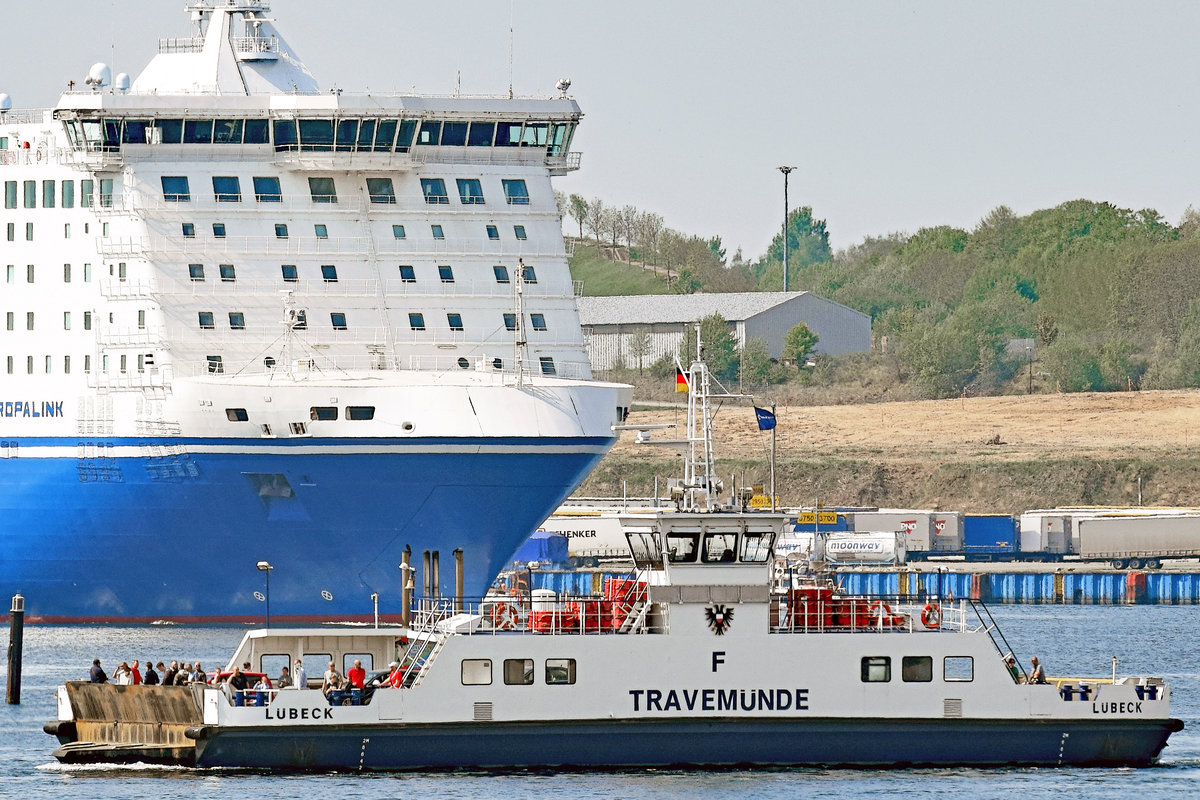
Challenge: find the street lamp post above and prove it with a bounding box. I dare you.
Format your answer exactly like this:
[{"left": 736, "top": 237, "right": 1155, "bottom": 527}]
[
  {"left": 256, "top": 560, "right": 274, "bottom": 628},
  {"left": 778, "top": 166, "right": 796, "bottom": 292}
]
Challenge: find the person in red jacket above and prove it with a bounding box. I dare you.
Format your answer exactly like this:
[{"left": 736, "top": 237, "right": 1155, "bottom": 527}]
[{"left": 347, "top": 658, "right": 366, "bottom": 690}]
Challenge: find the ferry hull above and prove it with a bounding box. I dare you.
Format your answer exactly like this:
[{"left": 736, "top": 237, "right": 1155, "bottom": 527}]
[
  {"left": 188, "top": 716, "right": 1184, "bottom": 770},
  {"left": 0, "top": 439, "right": 609, "bottom": 621}
]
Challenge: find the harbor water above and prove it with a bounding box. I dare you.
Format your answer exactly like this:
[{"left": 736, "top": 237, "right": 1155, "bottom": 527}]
[{"left": 1, "top": 606, "right": 1197, "bottom": 798}]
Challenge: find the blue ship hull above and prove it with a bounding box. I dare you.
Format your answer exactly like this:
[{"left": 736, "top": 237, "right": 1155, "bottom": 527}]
[{"left": 0, "top": 436, "right": 610, "bottom": 621}]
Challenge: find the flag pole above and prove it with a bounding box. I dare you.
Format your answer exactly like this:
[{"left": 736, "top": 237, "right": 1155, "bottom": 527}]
[{"left": 770, "top": 402, "right": 777, "bottom": 512}]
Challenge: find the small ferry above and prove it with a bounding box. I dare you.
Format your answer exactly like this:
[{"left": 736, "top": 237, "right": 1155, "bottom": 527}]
[{"left": 44, "top": 353, "right": 1184, "bottom": 770}]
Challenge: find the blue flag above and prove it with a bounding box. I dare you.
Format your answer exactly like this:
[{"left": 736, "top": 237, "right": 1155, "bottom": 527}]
[{"left": 754, "top": 407, "right": 776, "bottom": 431}]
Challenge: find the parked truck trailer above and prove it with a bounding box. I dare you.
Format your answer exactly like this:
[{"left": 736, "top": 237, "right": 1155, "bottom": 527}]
[{"left": 1075, "top": 515, "right": 1200, "bottom": 569}]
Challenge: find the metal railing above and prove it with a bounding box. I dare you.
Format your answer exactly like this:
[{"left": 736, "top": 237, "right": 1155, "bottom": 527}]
[
  {"left": 407, "top": 584, "right": 662, "bottom": 636},
  {"left": 95, "top": 233, "right": 569, "bottom": 260},
  {"left": 769, "top": 593, "right": 973, "bottom": 635}
]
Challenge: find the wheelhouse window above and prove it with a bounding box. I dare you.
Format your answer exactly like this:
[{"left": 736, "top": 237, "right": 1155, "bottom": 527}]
[
  {"left": 666, "top": 532, "right": 699, "bottom": 562},
  {"left": 228, "top": 312, "right": 246, "bottom": 330},
  {"left": 740, "top": 532, "right": 775, "bottom": 562},
  {"left": 299, "top": 119, "right": 335, "bottom": 151},
  {"left": 310, "top": 406, "right": 338, "bottom": 421},
  {"left": 441, "top": 121, "right": 468, "bottom": 146},
  {"left": 184, "top": 119, "right": 214, "bottom": 144},
  {"left": 399, "top": 265, "right": 416, "bottom": 282},
  {"left": 417, "top": 121, "right": 441, "bottom": 146},
  {"left": 330, "top": 312, "right": 347, "bottom": 330},
  {"left": 702, "top": 532, "right": 737, "bottom": 562},
  {"left": 503, "top": 659, "right": 534, "bottom": 686},
  {"left": 421, "top": 178, "right": 449, "bottom": 204},
  {"left": 281, "top": 264, "right": 298, "bottom": 282},
  {"left": 457, "top": 178, "right": 484, "bottom": 204},
  {"left": 161, "top": 176, "right": 191, "bottom": 202},
  {"left": 321, "top": 265, "right": 338, "bottom": 282},
  {"left": 447, "top": 312, "right": 464, "bottom": 331},
  {"left": 468, "top": 121, "right": 494, "bottom": 147},
  {"left": 253, "top": 176, "right": 282, "bottom": 202},
  {"left": 409, "top": 313, "right": 426, "bottom": 331},
  {"left": 530, "top": 313, "right": 547, "bottom": 331},
  {"left": 438, "top": 265, "right": 454, "bottom": 283},
  {"left": 346, "top": 406, "right": 375, "bottom": 420},
  {"left": 212, "top": 176, "right": 241, "bottom": 202},
  {"left": 862, "top": 657, "right": 891, "bottom": 683},
  {"left": 502, "top": 179, "right": 530, "bottom": 205},
  {"left": 308, "top": 177, "right": 337, "bottom": 204},
  {"left": 367, "top": 178, "right": 396, "bottom": 204},
  {"left": 493, "top": 265, "right": 510, "bottom": 283},
  {"left": 189, "top": 264, "right": 205, "bottom": 281}
]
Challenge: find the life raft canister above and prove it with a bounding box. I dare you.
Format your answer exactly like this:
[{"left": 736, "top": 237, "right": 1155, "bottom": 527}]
[{"left": 921, "top": 602, "right": 942, "bottom": 628}]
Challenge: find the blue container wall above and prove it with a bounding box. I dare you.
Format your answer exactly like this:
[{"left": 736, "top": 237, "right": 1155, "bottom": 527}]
[
  {"left": 963, "top": 515, "right": 1018, "bottom": 548},
  {"left": 832, "top": 569, "right": 1200, "bottom": 604}
]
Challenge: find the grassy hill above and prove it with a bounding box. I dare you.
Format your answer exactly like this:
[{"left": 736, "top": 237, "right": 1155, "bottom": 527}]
[{"left": 569, "top": 243, "right": 671, "bottom": 296}]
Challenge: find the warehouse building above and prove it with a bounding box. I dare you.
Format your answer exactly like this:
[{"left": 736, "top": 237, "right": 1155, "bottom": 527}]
[{"left": 577, "top": 291, "right": 871, "bottom": 371}]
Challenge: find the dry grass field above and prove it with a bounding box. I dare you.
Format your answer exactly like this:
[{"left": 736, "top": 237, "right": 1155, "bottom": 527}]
[{"left": 579, "top": 390, "right": 1200, "bottom": 513}]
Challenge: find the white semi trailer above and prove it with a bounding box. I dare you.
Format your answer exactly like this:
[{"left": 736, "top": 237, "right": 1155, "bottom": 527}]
[{"left": 1075, "top": 515, "right": 1200, "bottom": 569}]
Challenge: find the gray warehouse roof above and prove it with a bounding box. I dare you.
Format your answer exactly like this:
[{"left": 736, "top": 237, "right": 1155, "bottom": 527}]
[{"left": 579, "top": 291, "right": 831, "bottom": 325}]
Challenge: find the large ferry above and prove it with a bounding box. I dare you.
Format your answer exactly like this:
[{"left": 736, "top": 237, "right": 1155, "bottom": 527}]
[{"left": 0, "top": 1, "right": 630, "bottom": 621}]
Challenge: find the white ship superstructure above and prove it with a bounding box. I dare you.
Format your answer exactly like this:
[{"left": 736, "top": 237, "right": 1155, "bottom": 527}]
[{"left": 0, "top": 1, "right": 630, "bottom": 621}]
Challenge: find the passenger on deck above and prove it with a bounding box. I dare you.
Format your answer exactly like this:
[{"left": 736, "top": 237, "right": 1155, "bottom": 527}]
[
  {"left": 173, "top": 663, "right": 190, "bottom": 686},
  {"left": 143, "top": 660, "right": 159, "bottom": 686},
  {"left": 347, "top": 659, "right": 366, "bottom": 690},
  {"left": 89, "top": 658, "right": 108, "bottom": 683},
  {"left": 276, "top": 666, "right": 291, "bottom": 689},
  {"left": 162, "top": 661, "right": 179, "bottom": 686},
  {"left": 253, "top": 674, "right": 271, "bottom": 704},
  {"left": 293, "top": 659, "right": 307, "bottom": 690},
  {"left": 131, "top": 660, "right": 143, "bottom": 685},
  {"left": 229, "top": 666, "right": 249, "bottom": 705},
  {"left": 322, "top": 661, "right": 343, "bottom": 698},
  {"left": 1004, "top": 656, "right": 1021, "bottom": 683},
  {"left": 190, "top": 662, "right": 207, "bottom": 684},
  {"left": 387, "top": 661, "right": 404, "bottom": 688},
  {"left": 1030, "top": 656, "right": 1047, "bottom": 684}
]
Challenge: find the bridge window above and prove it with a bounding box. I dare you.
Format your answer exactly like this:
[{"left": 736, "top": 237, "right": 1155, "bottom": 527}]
[
  {"left": 213, "top": 119, "right": 242, "bottom": 144},
  {"left": 298, "top": 119, "right": 334, "bottom": 151},
  {"left": 503, "top": 659, "right": 534, "bottom": 686},
  {"left": 702, "top": 532, "right": 737, "bottom": 563},
  {"left": 740, "top": 532, "right": 774, "bottom": 562},
  {"left": 244, "top": 119, "right": 270, "bottom": 144},
  {"left": 441, "top": 121, "right": 468, "bottom": 146},
  {"left": 396, "top": 120, "right": 417, "bottom": 152},
  {"left": 373, "top": 119, "right": 398, "bottom": 152},
  {"left": 335, "top": 119, "right": 358, "bottom": 151},
  {"left": 496, "top": 121, "right": 522, "bottom": 147},
  {"left": 367, "top": 178, "right": 396, "bottom": 204},
  {"left": 944, "top": 656, "right": 974, "bottom": 682},
  {"left": 461, "top": 659, "right": 492, "bottom": 686},
  {"left": 161, "top": 176, "right": 191, "bottom": 202},
  {"left": 421, "top": 178, "right": 449, "bottom": 204},
  {"left": 184, "top": 119, "right": 214, "bottom": 144},
  {"left": 861, "top": 657, "right": 891, "bottom": 683},
  {"left": 213, "top": 176, "right": 241, "bottom": 202},
  {"left": 417, "top": 121, "right": 441, "bottom": 146},
  {"left": 468, "top": 122, "right": 494, "bottom": 147},
  {"left": 902, "top": 656, "right": 933, "bottom": 683},
  {"left": 666, "top": 532, "right": 699, "bottom": 562},
  {"left": 273, "top": 119, "right": 298, "bottom": 151},
  {"left": 502, "top": 179, "right": 529, "bottom": 205},
  {"left": 254, "top": 176, "right": 282, "bottom": 203}
]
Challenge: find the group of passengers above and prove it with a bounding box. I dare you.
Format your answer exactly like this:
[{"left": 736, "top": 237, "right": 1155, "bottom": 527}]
[{"left": 88, "top": 658, "right": 210, "bottom": 686}]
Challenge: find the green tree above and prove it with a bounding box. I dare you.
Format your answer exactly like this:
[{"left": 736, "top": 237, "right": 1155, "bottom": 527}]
[
  {"left": 756, "top": 207, "right": 833, "bottom": 291},
  {"left": 739, "top": 337, "right": 773, "bottom": 385},
  {"left": 782, "top": 323, "right": 819, "bottom": 367},
  {"left": 568, "top": 193, "right": 588, "bottom": 240},
  {"left": 679, "top": 314, "right": 739, "bottom": 382}
]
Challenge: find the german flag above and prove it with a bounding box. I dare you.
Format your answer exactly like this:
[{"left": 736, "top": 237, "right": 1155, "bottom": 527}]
[{"left": 675, "top": 367, "right": 689, "bottom": 393}]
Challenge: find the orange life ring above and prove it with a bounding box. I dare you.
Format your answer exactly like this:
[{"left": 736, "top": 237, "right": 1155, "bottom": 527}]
[
  {"left": 869, "top": 600, "right": 893, "bottom": 623},
  {"left": 921, "top": 603, "right": 942, "bottom": 628},
  {"left": 489, "top": 602, "right": 518, "bottom": 630}
]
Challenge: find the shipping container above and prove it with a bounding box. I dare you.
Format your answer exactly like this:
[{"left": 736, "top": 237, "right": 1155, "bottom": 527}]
[
  {"left": 1076, "top": 515, "right": 1200, "bottom": 568},
  {"left": 851, "top": 510, "right": 937, "bottom": 555},
  {"left": 818, "top": 532, "right": 907, "bottom": 565},
  {"left": 963, "top": 514, "right": 1018, "bottom": 561}
]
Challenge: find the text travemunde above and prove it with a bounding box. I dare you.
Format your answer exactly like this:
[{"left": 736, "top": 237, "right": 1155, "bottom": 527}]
[{"left": 629, "top": 687, "right": 809, "bottom": 713}]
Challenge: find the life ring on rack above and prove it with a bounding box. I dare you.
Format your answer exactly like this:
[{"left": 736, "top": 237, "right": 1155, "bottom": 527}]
[
  {"left": 489, "top": 603, "right": 518, "bottom": 630},
  {"left": 921, "top": 603, "right": 942, "bottom": 629},
  {"left": 869, "top": 600, "right": 893, "bottom": 624},
  {"left": 773, "top": 561, "right": 786, "bottom": 581}
]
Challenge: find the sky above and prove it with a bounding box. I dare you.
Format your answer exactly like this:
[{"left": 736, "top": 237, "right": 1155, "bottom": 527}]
[{"left": 4, "top": 1, "right": 1200, "bottom": 257}]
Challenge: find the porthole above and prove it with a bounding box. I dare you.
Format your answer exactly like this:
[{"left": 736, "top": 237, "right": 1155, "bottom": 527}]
[
  {"left": 457, "top": 357, "right": 469, "bottom": 369},
  {"left": 402, "top": 422, "right": 414, "bottom": 432},
  {"left": 264, "top": 356, "right": 276, "bottom": 368},
  {"left": 492, "top": 357, "right": 503, "bottom": 370}
]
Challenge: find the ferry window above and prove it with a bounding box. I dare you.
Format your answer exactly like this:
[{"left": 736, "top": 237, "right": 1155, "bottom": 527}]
[
  {"left": 545, "top": 659, "right": 576, "bottom": 685},
  {"left": 219, "top": 264, "right": 236, "bottom": 282},
  {"left": 392, "top": 225, "right": 406, "bottom": 239},
  {"left": 275, "top": 224, "right": 289, "bottom": 238},
  {"left": 3, "top": 181, "right": 15, "bottom": 209},
  {"left": 468, "top": 121, "right": 494, "bottom": 147},
  {"left": 457, "top": 357, "right": 469, "bottom": 369},
  {"left": 740, "top": 532, "right": 774, "bottom": 563},
  {"left": 213, "top": 223, "right": 227, "bottom": 238},
  {"left": 64, "top": 312, "right": 71, "bottom": 330},
  {"left": 335, "top": 119, "right": 358, "bottom": 151},
  {"left": 396, "top": 120, "right": 417, "bottom": 152},
  {"left": 281, "top": 264, "right": 298, "bottom": 282},
  {"left": 5, "top": 356, "right": 10, "bottom": 374},
  {"left": 4, "top": 312, "right": 10, "bottom": 329},
  {"left": 183, "top": 119, "right": 214, "bottom": 144},
  {"left": 521, "top": 122, "right": 549, "bottom": 147},
  {"left": 702, "top": 532, "right": 738, "bottom": 563},
  {"left": 226, "top": 408, "right": 249, "bottom": 422},
  {"left": 157, "top": 119, "right": 183, "bottom": 144},
  {"left": 666, "top": 532, "right": 700, "bottom": 562},
  {"left": 502, "top": 179, "right": 530, "bottom": 205},
  {"left": 447, "top": 313, "right": 463, "bottom": 331},
  {"left": 46, "top": 355, "right": 53, "bottom": 374},
  {"left": 355, "top": 119, "right": 376, "bottom": 150},
  {"left": 431, "top": 225, "right": 445, "bottom": 240},
  {"left": 461, "top": 659, "right": 492, "bottom": 686},
  {"left": 944, "top": 657, "right": 974, "bottom": 682},
  {"left": 244, "top": 119, "right": 270, "bottom": 145},
  {"left": 84, "top": 355, "right": 90, "bottom": 372},
  {"left": 493, "top": 265, "right": 510, "bottom": 283},
  {"left": 503, "top": 659, "right": 534, "bottom": 686},
  {"left": 456, "top": 178, "right": 484, "bottom": 204},
  {"left": 198, "top": 311, "right": 215, "bottom": 329},
  {"left": 123, "top": 120, "right": 150, "bottom": 144},
  {"left": 137, "top": 309, "right": 146, "bottom": 329},
  {"left": 26, "top": 265, "right": 34, "bottom": 283},
  {"left": 441, "top": 121, "right": 468, "bottom": 146},
  {"left": 100, "top": 179, "right": 114, "bottom": 207},
  {"left": 342, "top": 653, "right": 373, "bottom": 675},
  {"left": 182, "top": 223, "right": 196, "bottom": 238},
  {"left": 492, "top": 358, "right": 503, "bottom": 370},
  {"left": 902, "top": 656, "right": 933, "bottom": 683},
  {"left": 374, "top": 120, "right": 398, "bottom": 152},
  {"left": 486, "top": 225, "right": 500, "bottom": 240},
  {"left": 503, "top": 313, "right": 517, "bottom": 331},
  {"left": 315, "top": 225, "right": 329, "bottom": 239},
  {"left": 367, "top": 178, "right": 396, "bottom": 204},
  {"left": 83, "top": 312, "right": 92, "bottom": 330},
  {"left": 347, "top": 406, "right": 375, "bottom": 420},
  {"left": 530, "top": 313, "right": 547, "bottom": 331},
  {"left": 421, "top": 178, "right": 449, "bottom": 204},
  {"left": 161, "top": 176, "right": 191, "bottom": 202},
  {"left": 42, "top": 180, "right": 55, "bottom": 208},
  {"left": 301, "top": 655, "right": 331, "bottom": 688},
  {"left": 5, "top": 224, "right": 11, "bottom": 242},
  {"left": 27, "top": 356, "right": 33, "bottom": 374},
  {"left": 399, "top": 265, "right": 416, "bottom": 282},
  {"left": 64, "top": 224, "right": 71, "bottom": 239},
  {"left": 299, "top": 119, "right": 334, "bottom": 151},
  {"left": 330, "top": 312, "right": 347, "bottom": 330},
  {"left": 61, "top": 180, "right": 74, "bottom": 208},
  {"left": 861, "top": 657, "right": 891, "bottom": 683},
  {"left": 24, "top": 180, "right": 36, "bottom": 208},
  {"left": 26, "top": 223, "right": 33, "bottom": 241},
  {"left": 496, "top": 121, "right": 522, "bottom": 147},
  {"left": 189, "top": 264, "right": 205, "bottom": 281},
  {"left": 229, "top": 312, "right": 246, "bottom": 330},
  {"left": 213, "top": 119, "right": 243, "bottom": 144},
  {"left": 254, "top": 176, "right": 282, "bottom": 203},
  {"left": 272, "top": 119, "right": 298, "bottom": 151},
  {"left": 438, "top": 265, "right": 454, "bottom": 283},
  {"left": 308, "top": 177, "right": 337, "bottom": 204},
  {"left": 81, "top": 179, "right": 94, "bottom": 207},
  {"left": 213, "top": 176, "right": 241, "bottom": 202},
  {"left": 259, "top": 654, "right": 289, "bottom": 679},
  {"left": 4, "top": 265, "right": 10, "bottom": 283},
  {"left": 522, "top": 264, "right": 538, "bottom": 284},
  {"left": 310, "top": 407, "right": 338, "bottom": 421},
  {"left": 409, "top": 313, "right": 425, "bottom": 331},
  {"left": 64, "top": 355, "right": 70, "bottom": 374},
  {"left": 321, "top": 265, "right": 338, "bottom": 282},
  {"left": 417, "top": 121, "right": 441, "bottom": 146}
]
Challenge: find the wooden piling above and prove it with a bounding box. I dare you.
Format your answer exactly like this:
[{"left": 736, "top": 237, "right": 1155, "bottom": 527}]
[{"left": 7, "top": 593, "right": 24, "bottom": 705}]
